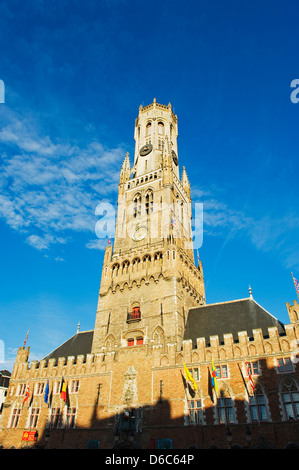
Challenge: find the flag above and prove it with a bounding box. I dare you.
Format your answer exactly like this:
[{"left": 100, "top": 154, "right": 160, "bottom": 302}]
[
  {"left": 183, "top": 363, "right": 197, "bottom": 391},
  {"left": 211, "top": 358, "right": 219, "bottom": 394},
  {"left": 245, "top": 361, "right": 255, "bottom": 394},
  {"left": 23, "top": 329, "right": 30, "bottom": 346},
  {"left": 44, "top": 380, "right": 50, "bottom": 404},
  {"left": 197, "top": 249, "right": 200, "bottom": 264},
  {"left": 171, "top": 217, "right": 175, "bottom": 227},
  {"left": 60, "top": 378, "right": 67, "bottom": 402},
  {"left": 23, "top": 383, "right": 30, "bottom": 405},
  {"left": 292, "top": 273, "right": 299, "bottom": 296},
  {"left": 107, "top": 235, "right": 111, "bottom": 245}
]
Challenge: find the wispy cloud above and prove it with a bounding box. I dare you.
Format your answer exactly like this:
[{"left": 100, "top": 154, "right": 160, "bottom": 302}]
[
  {"left": 192, "top": 185, "right": 299, "bottom": 271},
  {"left": 0, "top": 107, "right": 124, "bottom": 255}
]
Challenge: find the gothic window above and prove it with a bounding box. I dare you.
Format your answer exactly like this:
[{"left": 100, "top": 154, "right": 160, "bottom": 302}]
[
  {"left": 112, "top": 263, "right": 119, "bottom": 277},
  {"left": 146, "top": 121, "right": 152, "bottom": 136},
  {"left": 10, "top": 408, "right": 21, "bottom": 428},
  {"left": 154, "top": 251, "right": 163, "bottom": 261},
  {"left": 132, "top": 257, "right": 140, "bottom": 271},
  {"left": 158, "top": 121, "right": 164, "bottom": 135},
  {"left": 188, "top": 399, "right": 204, "bottom": 425},
  {"left": 29, "top": 408, "right": 40, "bottom": 428},
  {"left": 50, "top": 408, "right": 62, "bottom": 429},
  {"left": 158, "top": 139, "right": 164, "bottom": 150},
  {"left": 248, "top": 385, "right": 269, "bottom": 422},
  {"left": 153, "top": 327, "right": 165, "bottom": 344},
  {"left": 217, "top": 392, "right": 235, "bottom": 424},
  {"left": 133, "top": 193, "right": 142, "bottom": 218},
  {"left": 122, "top": 260, "right": 130, "bottom": 274},
  {"left": 280, "top": 376, "right": 299, "bottom": 421},
  {"left": 145, "top": 190, "right": 153, "bottom": 215},
  {"left": 105, "top": 335, "right": 116, "bottom": 351},
  {"left": 66, "top": 407, "right": 76, "bottom": 429}
]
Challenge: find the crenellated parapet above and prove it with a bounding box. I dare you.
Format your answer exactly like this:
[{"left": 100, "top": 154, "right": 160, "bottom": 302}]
[{"left": 155, "top": 322, "right": 299, "bottom": 367}]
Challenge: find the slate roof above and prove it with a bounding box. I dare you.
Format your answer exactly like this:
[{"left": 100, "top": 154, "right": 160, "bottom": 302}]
[
  {"left": 42, "top": 330, "right": 94, "bottom": 362},
  {"left": 184, "top": 297, "right": 285, "bottom": 347}
]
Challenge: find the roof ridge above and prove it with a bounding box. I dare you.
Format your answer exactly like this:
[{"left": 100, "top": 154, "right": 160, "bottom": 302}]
[
  {"left": 41, "top": 330, "right": 94, "bottom": 361},
  {"left": 193, "top": 297, "right": 251, "bottom": 309}
]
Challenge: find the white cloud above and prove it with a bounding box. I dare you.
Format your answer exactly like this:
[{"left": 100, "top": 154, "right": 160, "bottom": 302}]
[
  {"left": 0, "top": 107, "right": 124, "bottom": 253},
  {"left": 85, "top": 238, "right": 109, "bottom": 250},
  {"left": 192, "top": 185, "right": 299, "bottom": 271}
]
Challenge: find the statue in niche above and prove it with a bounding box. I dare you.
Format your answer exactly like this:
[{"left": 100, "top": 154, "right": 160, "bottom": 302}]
[{"left": 122, "top": 366, "right": 138, "bottom": 405}]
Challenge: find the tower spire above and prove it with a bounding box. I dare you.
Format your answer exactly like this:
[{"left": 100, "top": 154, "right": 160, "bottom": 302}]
[
  {"left": 181, "top": 166, "right": 191, "bottom": 200},
  {"left": 249, "top": 285, "right": 253, "bottom": 299}
]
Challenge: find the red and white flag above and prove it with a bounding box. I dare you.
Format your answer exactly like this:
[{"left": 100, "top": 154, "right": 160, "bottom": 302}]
[
  {"left": 23, "top": 383, "right": 30, "bottom": 405},
  {"left": 245, "top": 362, "right": 255, "bottom": 393},
  {"left": 23, "top": 329, "right": 30, "bottom": 346},
  {"left": 292, "top": 273, "right": 299, "bottom": 297}
]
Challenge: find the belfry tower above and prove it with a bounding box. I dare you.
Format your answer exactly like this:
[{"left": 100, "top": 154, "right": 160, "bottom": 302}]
[{"left": 91, "top": 100, "right": 205, "bottom": 353}]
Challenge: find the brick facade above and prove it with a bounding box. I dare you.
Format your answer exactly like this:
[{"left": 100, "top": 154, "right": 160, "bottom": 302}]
[{"left": 1, "top": 101, "right": 299, "bottom": 449}]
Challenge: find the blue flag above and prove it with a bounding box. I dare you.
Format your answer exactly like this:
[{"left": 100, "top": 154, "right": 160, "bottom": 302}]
[{"left": 44, "top": 380, "right": 49, "bottom": 404}]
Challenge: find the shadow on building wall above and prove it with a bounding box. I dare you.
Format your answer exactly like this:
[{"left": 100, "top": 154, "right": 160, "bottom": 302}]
[{"left": 11, "top": 356, "right": 299, "bottom": 450}]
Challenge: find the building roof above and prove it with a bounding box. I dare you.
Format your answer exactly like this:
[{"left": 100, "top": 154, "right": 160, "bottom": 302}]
[
  {"left": 184, "top": 297, "right": 285, "bottom": 347},
  {"left": 0, "top": 370, "right": 11, "bottom": 388},
  {"left": 42, "top": 330, "right": 94, "bottom": 362}
]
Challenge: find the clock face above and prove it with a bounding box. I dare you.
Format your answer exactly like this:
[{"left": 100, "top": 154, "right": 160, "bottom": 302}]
[
  {"left": 172, "top": 150, "right": 178, "bottom": 166},
  {"left": 139, "top": 143, "right": 153, "bottom": 156},
  {"left": 132, "top": 226, "right": 147, "bottom": 241}
]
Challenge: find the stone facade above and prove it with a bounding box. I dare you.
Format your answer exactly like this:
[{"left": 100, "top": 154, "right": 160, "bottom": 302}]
[{"left": 1, "top": 101, "right": 299, "bottom": 449}]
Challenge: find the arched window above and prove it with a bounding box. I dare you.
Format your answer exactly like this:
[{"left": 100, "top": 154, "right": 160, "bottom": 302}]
[
  {"left": 122, "top": 260, "right": 130, "bottom": 274},
  {"left": 112, "top": 263, "right": 119, "bottom": 277},
  {"left": 248, "top": 385, "right": 269, "bottom": 422},
  {"left": 145, "top": 190, "right": 153, "bottom": 215},
  {"left": 133, "top": 193, "right": 142, "bottom": 218},
  {"left": 132, "top": 258, "right": 140, "bottom": 272},
  {"left": 158, "top": 121, "right": 164, "bottom": 135},
  {"left": 146, "top": 122, "right": 152, "bottom": 136},
  {"left": 280, "top": 376, "right": 299, "bottom": 421},
  {"left": 217, "top": 391, "right": 235, "bottom": 424}
]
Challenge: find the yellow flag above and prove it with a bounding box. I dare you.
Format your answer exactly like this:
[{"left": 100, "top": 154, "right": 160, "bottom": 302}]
[{"left": 183, "top": 363, "right": 197, "bottom": 391}]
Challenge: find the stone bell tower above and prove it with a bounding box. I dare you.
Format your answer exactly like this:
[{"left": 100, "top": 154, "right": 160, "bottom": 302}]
[{"left": 91, "top": 100, "right": 205, "bottom": 354}]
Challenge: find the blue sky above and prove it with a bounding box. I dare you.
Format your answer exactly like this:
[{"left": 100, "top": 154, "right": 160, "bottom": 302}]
[{"left": 0, "top": 0, "right": 299, "bottom": 371}]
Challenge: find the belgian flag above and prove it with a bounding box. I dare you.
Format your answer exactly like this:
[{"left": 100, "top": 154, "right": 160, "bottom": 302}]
[{"left": 60, "top": 378, "right": 67, "bottom": 402}]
